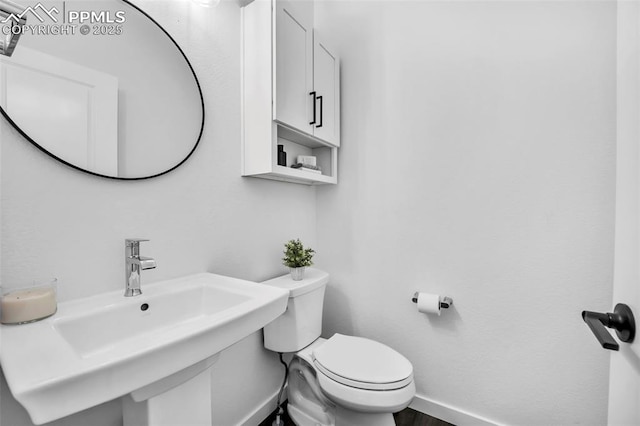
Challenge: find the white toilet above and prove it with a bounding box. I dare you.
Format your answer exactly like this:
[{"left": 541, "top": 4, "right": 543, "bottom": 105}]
[{"left": 262, "top": 268, "right": 416, "bottom": 426}]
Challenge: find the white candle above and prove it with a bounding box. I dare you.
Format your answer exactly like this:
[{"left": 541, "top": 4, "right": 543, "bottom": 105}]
[{"left": 1, "top": 287, "right": 57, "bottom": 324}]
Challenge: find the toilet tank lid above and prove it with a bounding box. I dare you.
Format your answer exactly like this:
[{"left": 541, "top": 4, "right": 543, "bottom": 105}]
[{"left": 261, "top": 268, "right": 329, "bottom": 298}]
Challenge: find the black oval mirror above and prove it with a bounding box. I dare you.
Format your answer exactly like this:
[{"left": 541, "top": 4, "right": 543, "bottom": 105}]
[{"left": 0, "top": 0, "right": 204, "bottom": 180}]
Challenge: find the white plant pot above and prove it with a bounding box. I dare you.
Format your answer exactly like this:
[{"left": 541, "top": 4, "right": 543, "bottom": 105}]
[{"left": 289, "top": 267, "right": 306, "bottom": 281}]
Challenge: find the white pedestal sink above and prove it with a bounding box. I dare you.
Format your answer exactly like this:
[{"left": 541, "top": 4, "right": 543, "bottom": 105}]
[{"left": 0, "top": 273, "right": 289, "bottom": 425}]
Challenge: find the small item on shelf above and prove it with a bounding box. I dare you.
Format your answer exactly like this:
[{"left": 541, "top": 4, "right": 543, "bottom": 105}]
[
  {"left": 291, "top": 163, "right": 322, "bottom": 174},
  {"left": 291, "top": 163, "right": 321, "bottom": 171},
  {"left": 301, "top": 165, "right": 322, "bottom": 173},
  {"left": 296, "top": 155, "right": 317, "bottom": 167},
  {"left": 277, "top": 145, "right": 287, "bottom": 166}
]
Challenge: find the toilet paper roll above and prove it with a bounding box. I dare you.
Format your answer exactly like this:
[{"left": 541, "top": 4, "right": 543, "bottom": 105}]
[{"left": 416, "top": 293, "right": 441, "bottom": 315}]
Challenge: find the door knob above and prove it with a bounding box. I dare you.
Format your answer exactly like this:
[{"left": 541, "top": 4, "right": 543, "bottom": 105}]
[{"left": 581, "top": 303, "right": 635, "bottom": 351}]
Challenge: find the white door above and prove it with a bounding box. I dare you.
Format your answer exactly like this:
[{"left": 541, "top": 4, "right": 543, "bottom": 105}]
[
  {"left": 608, "top": 3, "right": 640, "bottom": 424},
  {"left": 274, "top": 0, "right": 314, "bottom": 135},
  {"left": 0, "top": 47, "right": 118, "bottom": 176},
  {"left": 312, "top": 31, "right": 340, "bottom": 147}
]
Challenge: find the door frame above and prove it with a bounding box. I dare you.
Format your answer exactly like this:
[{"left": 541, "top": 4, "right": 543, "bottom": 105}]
[{"left": 608, "top": 2, "right": 640, "bottom": 424}]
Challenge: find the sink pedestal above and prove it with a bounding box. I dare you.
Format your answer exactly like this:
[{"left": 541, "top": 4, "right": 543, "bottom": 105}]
[{"left": 122, "top": 355, "right": 219, "bottom": 426}]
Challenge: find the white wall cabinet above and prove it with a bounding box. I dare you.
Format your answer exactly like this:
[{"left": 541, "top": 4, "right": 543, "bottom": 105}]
[
  {"left": 242, "top": 0, "right": 340, "bottom": 185},
  {"left": 273, "top": 1, "right": 340, "bottom": 147},
  {"left": 311, "top": 33, "right": 340, "bottom": 147},
  {"left": 274, "top": 0, "right": 313, "bottom": 135}
]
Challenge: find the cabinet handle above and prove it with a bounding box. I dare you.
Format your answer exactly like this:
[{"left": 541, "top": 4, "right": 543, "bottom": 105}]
[
  {"left": 316, "top": 95, "right": 323, "bottom": 128},
  {"left": 309, "top": 91, "right": 317, "bottom": 125}
]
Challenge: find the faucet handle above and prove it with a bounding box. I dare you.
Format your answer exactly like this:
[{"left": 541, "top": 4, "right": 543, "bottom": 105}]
[{"left": 126, "top": 238, "right": 150, "bottom": 246}]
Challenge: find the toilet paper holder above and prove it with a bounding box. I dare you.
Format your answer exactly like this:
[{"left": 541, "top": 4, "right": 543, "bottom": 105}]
[{"left": 411, "top": 293, "right": 453, "bottom": 309}]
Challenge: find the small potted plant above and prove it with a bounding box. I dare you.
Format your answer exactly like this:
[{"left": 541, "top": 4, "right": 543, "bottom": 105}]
[{"left": 282, "top": 239, "right": 315, "bottom": 281}]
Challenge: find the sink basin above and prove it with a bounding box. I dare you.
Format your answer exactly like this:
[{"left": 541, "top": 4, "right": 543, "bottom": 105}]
[
  {"left": 54, "top": 281, "right": 251, "bottom": 359},
  {"left": 0, "top": 273, "right": 289, "bottom": 425}
]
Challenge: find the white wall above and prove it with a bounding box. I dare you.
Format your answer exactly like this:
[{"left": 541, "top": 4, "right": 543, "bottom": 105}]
[
  {"left": 0, "top": 1, "right": 619, "bottom": 425},
  {"left": 0, "top": 0, "right": 315, "bottom": 425},
  {"left": 315, "top": 1, "right": 616, "bottom": 425}
]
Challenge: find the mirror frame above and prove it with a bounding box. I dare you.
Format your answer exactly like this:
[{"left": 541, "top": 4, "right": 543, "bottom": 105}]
[{"left": 0, "top": 0, "right": 205, "bottom": 180}]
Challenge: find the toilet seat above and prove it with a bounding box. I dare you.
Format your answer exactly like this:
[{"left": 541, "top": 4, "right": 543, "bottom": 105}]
[
  {"left": 316, "top": 370, "right": 416, "bottom": 414},
  {"left": 312, "top": 334, "right": 413, "bottom": 391}
]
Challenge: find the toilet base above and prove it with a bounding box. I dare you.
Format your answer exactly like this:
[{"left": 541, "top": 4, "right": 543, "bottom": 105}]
[
  {"left": 335, "top": 407, "right": 395, "bottom": 426},
  {"left": 288, "top": 403, "right": 396, "bottom": 426},
  {"left": 288, "top": 403, "right": 395, "bottom": 426},
  {"left": 288, "top": 403, "right": 335, "bottom": 426}
]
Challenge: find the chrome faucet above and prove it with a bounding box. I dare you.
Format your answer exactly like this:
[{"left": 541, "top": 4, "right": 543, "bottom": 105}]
[{"left": 125, "top": 239, "right": 156, "bottom": 297}]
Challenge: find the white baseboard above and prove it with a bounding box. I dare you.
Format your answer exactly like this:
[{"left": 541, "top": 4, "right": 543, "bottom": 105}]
[
  {"left": 409, "top": 393, "right": 505, "bottom": 426},
  {"left": 239, "top": 385, "right": 287, "bottom": 426}
]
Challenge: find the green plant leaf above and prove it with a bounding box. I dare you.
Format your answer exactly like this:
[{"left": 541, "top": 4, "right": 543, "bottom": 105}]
[{"left": 282, "top": 238, "right": 314, "bottom": 267}]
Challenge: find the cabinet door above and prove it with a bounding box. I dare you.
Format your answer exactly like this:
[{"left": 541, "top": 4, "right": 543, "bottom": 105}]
[
  {"left": 312, "top": 33, "right": 340, "bottom": 147},
  {"left": 274, "top": 0, "right": 314, "bottom": 135}
]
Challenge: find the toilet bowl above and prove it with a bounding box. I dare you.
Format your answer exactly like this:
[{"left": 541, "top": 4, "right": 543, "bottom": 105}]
[
  {"left": 262, "top": 269, "right": 415, "bottom": 426},
  {"left": 289, "top": 335, "right": 415, "bottom": 426}
]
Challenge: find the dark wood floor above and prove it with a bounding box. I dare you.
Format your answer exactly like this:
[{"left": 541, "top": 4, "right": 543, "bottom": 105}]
[
  {"left": 258, "top": 403, "right": 454, "bottom": 426},
  {"left": 394, "top": 408, "right": 453, "bottom": 426}
]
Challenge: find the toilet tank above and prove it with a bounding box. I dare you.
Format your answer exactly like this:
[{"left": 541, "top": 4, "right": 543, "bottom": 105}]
[{"left": 262, "top": 268, "right": 329, "bottom": 353}]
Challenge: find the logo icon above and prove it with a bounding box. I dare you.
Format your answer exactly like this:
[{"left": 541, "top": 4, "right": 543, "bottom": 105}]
[{"left": 1, "top": 3, "right": 59, "bottom": 24}]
